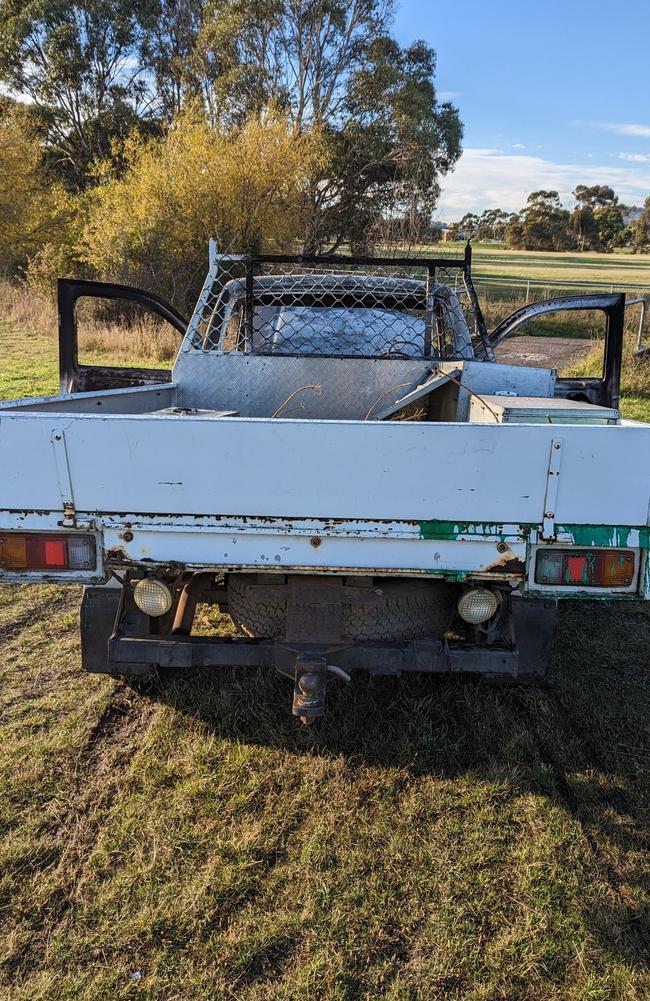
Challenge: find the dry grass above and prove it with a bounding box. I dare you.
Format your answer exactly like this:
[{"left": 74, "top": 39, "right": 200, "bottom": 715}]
[
  {"left": 0, "top": 585, "right": 648, "bottom": 1000},
  {"left": 75, "top": 305, "right": 179, "bottom": 364},
  {"left": 0, "top": 283, "right": 179, "bottom": 371},
  {"left": 0, "top": 283, "right": 57, "bottom": 331}
]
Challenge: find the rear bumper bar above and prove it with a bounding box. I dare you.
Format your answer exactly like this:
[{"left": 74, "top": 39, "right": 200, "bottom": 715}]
[
  {"left": 108, "top": 633, "right": 520, "bottom": 676},
  {"left": 82, "top": 585, "right": 556, "bottom": 682}
]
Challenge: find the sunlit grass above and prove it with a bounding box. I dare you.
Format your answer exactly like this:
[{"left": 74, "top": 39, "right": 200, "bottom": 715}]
[
  {"left": 0, "top": 284, "right": 179, "bottom": 401},
  {"left": 0, "top": 584, "right": 648, "bottom": 999}
]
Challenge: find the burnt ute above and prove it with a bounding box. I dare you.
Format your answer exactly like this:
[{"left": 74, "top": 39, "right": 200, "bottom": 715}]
[{"left": 1, "top": 243, "right": 648, "bottom": 722}]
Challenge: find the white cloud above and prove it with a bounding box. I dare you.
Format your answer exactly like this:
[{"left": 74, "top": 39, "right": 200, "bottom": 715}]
[
  {"left": 438, "top": 90, "right": 462, "bottom": 101},
  {"left": 436, "top": 147, "right": 650, "bottom": 220},
  {"left": 614, "top": 124, "right": 650, "bottom": 137},
  {"left": 618, "top": 152, "right": 650, "bottom": 163},
  {"left": 573, "top": 120, "right": 650, "bottom": 138},
  {"left": 512, "top": 143, "right": 526, "bottom": 149}
]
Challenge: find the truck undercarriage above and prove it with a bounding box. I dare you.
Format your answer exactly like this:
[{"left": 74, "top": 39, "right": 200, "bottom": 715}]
[{"left": 82, "top": 574, "right": 558, "bottom": 723}]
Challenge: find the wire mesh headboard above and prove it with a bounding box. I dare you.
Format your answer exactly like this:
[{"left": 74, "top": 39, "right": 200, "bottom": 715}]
[{"left": 183, "top": 246, "right": 491, "bottom": 361}]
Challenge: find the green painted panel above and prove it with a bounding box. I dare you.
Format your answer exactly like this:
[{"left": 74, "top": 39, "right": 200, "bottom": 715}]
[
  {"left": 557, "top": 524, "right": 650, "bottom": 548},
  {"left": 418, "top": 519, "right": 649, "bottom": 548}
]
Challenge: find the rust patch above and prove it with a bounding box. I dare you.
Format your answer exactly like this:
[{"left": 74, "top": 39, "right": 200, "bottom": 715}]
[
  {"left": 484, "top": 553, "right": 525, "bottom": 575},
  {"left": 105, "top": 546, "right": 128, "bottom": 561}
]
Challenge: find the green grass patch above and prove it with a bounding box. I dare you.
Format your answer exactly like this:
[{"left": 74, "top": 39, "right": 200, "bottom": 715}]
[{"left": 446, "top": 243, "right": 650, "bottom": 291}]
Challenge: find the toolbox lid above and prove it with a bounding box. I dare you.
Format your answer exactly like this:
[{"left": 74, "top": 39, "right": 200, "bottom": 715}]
[{"left": 469, "top": 395, "right": 619, "bottom": 424}]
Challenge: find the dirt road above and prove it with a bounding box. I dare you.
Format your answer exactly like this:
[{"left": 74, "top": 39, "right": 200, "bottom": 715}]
[{"left": 495, "top": 336, "right": 592, "bottom": 369}]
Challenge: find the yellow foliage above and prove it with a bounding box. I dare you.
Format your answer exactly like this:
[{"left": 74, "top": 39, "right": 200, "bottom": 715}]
[
  {"left": 0, "top": 109, "right": 57, "bottom": 274},
  {"left": 82, "top": 113, "right": 325, "bottom": 309},
  {"left": 25, "top": 233, "right": 86, "bottom": 300}
]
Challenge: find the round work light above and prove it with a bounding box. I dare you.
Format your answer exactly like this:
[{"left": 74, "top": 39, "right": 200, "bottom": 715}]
[
  {"left": 457, "top": 588, "right": 499, "bottom": 625},
  {"left": 133, "top": 578, "right": 173, "bottom": 617}
]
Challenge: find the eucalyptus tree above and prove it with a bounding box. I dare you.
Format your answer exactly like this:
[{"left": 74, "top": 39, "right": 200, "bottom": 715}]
[
  {"left": 0, "top": 0, "right": 158, "bottom": 186},
  {"left": 196, "top": 0, "right": 463, "bottom": 251}
]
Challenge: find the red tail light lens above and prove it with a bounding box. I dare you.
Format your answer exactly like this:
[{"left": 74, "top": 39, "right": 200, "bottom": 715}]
[
  {"left": 0, "top": 533, "right": 96, "bottom": 571},
  {"left": 535, "top": 549, "right": 635, "bottom": 588}
]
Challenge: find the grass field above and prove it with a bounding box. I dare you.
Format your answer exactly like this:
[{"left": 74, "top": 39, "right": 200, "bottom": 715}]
[
  {"left": 0, "top": 268, "right": 649, "bottom": 1000},
  {"left": 448, "top": 244, "right": 650, "bottom": 295}
]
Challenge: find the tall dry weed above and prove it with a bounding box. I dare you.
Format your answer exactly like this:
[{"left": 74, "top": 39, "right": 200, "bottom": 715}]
[{"left": 0, "top": 281, "right": 179, "bottom": 364}]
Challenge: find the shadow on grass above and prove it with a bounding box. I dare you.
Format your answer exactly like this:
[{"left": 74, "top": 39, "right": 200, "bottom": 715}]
[
  {"left": 149, "top": 601, "right": 648, "bottom": 770},
  {"left": 146, "top": 599, "right": 650, "bottom": 974}
]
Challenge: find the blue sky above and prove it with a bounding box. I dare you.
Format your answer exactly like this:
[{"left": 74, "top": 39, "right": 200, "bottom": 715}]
[{"left": 393, "top": 0, "right": 650, "bottom": 220}]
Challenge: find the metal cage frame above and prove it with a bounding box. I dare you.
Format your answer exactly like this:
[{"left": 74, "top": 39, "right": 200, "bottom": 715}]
[{"left": 183, "top": 243, "right": 494, "bottom": 362}]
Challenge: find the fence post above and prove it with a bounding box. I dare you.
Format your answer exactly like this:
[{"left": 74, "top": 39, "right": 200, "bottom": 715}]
[{"left": 526, "top": 279, "right": 530, "bottom": 303}]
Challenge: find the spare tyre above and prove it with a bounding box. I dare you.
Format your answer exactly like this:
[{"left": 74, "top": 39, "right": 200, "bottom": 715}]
[{"left": 227, "top": 575, "right": 456, "bottom": 641}]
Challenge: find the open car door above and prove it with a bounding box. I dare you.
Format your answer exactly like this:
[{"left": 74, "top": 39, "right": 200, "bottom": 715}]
[
  {"left": 489, "top": 293, "right": 625, "bottom": 409},
  {"left": 58, "top": 278, "right": 188, "bottom": 393}
]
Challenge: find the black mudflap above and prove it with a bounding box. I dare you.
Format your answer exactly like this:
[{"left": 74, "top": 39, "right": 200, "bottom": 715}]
[
  {"left": 511, "top": 596, "right": 558, "bottom": 681},
  {"left": 81, "top": 585, "right": 152, "bottom": 677}
]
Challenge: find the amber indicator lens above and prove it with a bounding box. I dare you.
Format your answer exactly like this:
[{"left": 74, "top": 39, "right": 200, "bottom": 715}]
[
  {"left": 536, "top": 549, "right": 634, "bottom": 588},
  {"left": 0, "top": 533, "right": 96, "bottom": 571}
]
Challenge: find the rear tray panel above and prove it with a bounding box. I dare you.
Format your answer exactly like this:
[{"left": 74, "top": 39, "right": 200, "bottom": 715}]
[{"left": 1, "top": 412, "right": 649, "bottom": 528}]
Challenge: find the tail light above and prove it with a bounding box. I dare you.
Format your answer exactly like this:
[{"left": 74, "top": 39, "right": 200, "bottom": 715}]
[
  {"left": 0, "top": 532, "right": 96, "bottom": 571},
  {"left": 535, "top": 549, "right": 635, "bottom": 588}
]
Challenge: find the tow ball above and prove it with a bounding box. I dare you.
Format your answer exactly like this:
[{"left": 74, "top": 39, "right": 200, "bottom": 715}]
[{"left": 292, "top": 653, "right": 351, "bottom": 724}]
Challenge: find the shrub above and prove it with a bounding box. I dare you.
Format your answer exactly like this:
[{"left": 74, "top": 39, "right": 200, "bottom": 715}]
[{"left": 81, "top": 112, "right": 324, "bottom": 312}]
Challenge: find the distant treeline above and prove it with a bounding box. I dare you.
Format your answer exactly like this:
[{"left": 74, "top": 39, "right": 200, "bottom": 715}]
[{"left": 448, "top": 187, "right": 650, "bottom": 253}]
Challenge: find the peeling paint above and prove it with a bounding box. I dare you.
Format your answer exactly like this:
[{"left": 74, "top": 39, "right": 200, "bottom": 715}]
[
  {"left": 418, "top": 520, "right": 650, "bottom": 552},
  {"left": 484, "top": 554, "right": 525, "bottom": 575},
  {"left": 426, "top": 569, "right": 469, "bottom": 582},
  {"left": 528, "top": 589, "right": 642, "bottom": 601},
  {"left": 105, "top": 546, "right": 127, "bottom": 561},
  {"left": 419, "top": 520, "right": 530, "bottom": 542}
]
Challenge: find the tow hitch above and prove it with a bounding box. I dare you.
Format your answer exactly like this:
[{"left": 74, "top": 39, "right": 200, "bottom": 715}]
[{"left": 292, "top": 654, "right": 351, "bottom": 724}]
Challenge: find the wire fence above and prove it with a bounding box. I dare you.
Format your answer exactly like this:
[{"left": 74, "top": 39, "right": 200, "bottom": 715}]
[
  {"left": 453, "top": 274, "right": 649, "bottom": 350},
  {"left": 466, "top": 274, "right": 650, "bottom": 302}
]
